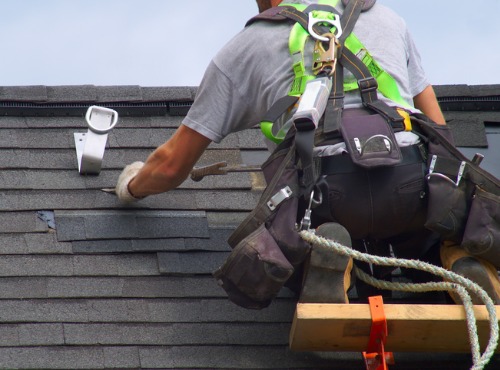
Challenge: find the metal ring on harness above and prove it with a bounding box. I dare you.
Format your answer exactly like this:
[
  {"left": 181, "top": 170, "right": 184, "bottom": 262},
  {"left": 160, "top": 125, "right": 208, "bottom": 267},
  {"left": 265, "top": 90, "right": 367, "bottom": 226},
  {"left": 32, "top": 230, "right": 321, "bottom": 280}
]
[{"left": 308, "top": 12, "right": 343, "bottom": 41}]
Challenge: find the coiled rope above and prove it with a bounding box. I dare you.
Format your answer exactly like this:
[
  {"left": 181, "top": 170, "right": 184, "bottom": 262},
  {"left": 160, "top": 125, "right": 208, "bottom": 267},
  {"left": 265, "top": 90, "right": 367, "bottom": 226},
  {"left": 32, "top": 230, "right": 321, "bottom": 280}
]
[{"left": 299, "top": 229, "right": 499, "bottom": 370}]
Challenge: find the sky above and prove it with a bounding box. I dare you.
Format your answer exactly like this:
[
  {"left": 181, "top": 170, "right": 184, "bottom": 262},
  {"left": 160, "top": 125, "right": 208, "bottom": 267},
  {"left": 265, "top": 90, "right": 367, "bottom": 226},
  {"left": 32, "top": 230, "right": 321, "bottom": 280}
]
[{"left": 0, "top": 0, "right": 498, "bottom": 87}]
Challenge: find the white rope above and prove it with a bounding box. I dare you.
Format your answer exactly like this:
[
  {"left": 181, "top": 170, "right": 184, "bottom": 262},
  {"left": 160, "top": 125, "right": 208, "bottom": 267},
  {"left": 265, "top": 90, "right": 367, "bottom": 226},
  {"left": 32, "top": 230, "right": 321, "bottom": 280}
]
[{"left": 299, "top": 230, "right": 499, "bottom": 370}]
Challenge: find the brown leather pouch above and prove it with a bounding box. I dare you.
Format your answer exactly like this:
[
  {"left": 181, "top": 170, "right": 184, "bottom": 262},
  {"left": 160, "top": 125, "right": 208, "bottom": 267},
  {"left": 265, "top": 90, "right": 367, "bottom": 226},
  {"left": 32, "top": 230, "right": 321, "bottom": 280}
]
[
  {"left": 213, "top": 224, "right": 294, "bottom": 310},
  {"left": 462, "top": 186, "right": 500, "bottom": 268}
]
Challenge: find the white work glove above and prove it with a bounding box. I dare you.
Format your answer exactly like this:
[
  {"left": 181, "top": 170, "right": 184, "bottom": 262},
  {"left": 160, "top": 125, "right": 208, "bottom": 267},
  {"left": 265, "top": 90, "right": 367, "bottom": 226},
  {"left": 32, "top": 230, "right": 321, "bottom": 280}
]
[{"left": 115, "top": 161, "right": 145, "bottom": 202}]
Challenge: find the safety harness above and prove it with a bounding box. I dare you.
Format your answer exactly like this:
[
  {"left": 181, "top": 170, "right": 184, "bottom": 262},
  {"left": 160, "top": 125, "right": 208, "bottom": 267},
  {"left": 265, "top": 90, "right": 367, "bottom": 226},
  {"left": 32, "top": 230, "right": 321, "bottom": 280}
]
[
  {"left": 251, "top": 0, "right": 412, "bottom": 145},
  {"left": 246, "top": 0, "right": 416, "bottom": 230}
]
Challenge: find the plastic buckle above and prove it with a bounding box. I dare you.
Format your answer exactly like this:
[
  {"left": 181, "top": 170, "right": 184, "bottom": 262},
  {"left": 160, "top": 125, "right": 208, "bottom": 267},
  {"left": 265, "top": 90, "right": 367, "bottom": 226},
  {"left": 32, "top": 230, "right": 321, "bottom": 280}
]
[
  {"left": 358, "top": 77, "right": 378, "bottom": 93},
  {"left": 74, "top": 105, "right": 119, "bottom": 175},
  {"left": 362, "top": 296, "right": 395, "bottom": 370}
]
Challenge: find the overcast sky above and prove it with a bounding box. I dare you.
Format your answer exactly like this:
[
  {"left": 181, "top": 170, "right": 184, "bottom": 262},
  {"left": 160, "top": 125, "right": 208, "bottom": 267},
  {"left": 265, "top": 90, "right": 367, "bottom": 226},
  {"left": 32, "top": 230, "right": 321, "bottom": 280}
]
[{"left": 0, "top": 0, "right": 498, "bottom": 87}]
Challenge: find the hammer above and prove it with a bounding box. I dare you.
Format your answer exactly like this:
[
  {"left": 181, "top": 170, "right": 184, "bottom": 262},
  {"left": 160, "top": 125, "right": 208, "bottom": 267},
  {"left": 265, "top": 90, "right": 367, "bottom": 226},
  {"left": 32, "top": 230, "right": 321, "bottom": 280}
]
[{"left": 190, "top": 161, "right": 261, "bottom": 182}]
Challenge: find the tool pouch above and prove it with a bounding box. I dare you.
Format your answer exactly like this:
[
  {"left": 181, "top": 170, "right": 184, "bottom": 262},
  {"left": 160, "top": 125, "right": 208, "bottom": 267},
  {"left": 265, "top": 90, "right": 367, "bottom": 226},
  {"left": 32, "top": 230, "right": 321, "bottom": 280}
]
[
  {"left": 424, "top": 157, "right": 472, "bottom": 242},
  {"left": 412, "top": 115, "right": 500, "bottom": 267},
  {"left": 462, "top": 186, "right": 500, "bottom": 268},
  {"left": 340, "top": 112, "right": 402, "bottom": 168},
  {"left": 214, "top": 138, "right": 310, "bottom": 309},
  {"left": 213, "top": 224, "right": 294, "bottom": 309}
]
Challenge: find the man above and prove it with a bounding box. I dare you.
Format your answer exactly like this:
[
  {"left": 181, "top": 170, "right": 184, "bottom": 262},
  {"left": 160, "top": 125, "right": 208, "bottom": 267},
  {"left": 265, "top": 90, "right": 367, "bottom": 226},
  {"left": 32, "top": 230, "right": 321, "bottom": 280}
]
[{"left": 116, "top": 0, "right": 500, "bottom": 304}]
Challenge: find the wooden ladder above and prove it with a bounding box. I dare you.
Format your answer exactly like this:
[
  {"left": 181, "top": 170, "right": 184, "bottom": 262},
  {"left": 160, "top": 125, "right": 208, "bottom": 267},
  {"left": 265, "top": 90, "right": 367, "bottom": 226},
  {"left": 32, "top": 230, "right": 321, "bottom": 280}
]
[{"left": 289, "top": 297, "right": 500, "bottom": 369}]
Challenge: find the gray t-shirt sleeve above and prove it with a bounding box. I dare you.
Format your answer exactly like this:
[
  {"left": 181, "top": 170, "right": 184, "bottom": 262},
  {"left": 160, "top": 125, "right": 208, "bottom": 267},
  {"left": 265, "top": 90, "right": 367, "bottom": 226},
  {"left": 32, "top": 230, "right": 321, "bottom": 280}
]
[
  {"left": 182, "top": 22, "right": 294, "bottom": 144},
  {"left": 405, "top": 26, "right": 430, "bottom": 98},
  {"left": 182, "top": 60, "right": 258, "bottom": 143}
]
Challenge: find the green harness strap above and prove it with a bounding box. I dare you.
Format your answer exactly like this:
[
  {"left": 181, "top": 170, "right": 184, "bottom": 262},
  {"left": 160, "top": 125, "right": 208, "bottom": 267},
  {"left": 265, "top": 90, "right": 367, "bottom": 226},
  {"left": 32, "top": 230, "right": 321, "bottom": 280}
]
[
  {"left": 285, "top": 1, "right": 409, "bottom": 106},
  {"left": 260, "top": 1, "right": 411, "bottom": 143}
]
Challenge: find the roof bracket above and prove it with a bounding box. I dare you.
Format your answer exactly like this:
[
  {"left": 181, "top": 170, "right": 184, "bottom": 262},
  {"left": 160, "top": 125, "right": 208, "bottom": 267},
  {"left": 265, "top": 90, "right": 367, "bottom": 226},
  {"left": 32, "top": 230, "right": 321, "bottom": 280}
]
[
  {"left": 74, "top": 106, "right": 119, "bottom": 175},
  {"left": 74, "top": 105, "right": 118, "bottom": 175}
]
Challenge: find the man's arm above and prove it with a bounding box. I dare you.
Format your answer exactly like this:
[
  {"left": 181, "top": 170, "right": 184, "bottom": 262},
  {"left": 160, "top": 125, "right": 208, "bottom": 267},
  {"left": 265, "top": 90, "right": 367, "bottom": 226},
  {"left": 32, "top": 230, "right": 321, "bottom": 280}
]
[
  {"left": 413, "top": 85, "right": 446, "bottom": 125},
  {"left": 117, "top": 125, "right": 211, "bottom": 200}
]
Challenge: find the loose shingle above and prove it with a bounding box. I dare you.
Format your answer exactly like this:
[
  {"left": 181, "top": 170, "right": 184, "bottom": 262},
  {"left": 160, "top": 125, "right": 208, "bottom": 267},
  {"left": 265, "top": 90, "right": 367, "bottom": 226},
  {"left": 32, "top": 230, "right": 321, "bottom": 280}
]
[{"left": 55, "top": 210, "right": 208, "bottom": 241}]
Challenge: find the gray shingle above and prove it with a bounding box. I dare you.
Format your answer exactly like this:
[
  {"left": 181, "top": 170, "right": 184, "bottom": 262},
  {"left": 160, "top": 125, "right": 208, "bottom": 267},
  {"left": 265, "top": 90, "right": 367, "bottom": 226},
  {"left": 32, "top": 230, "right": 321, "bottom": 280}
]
[
  {"left": 47, "top": 277, "right": 125, "bottom": 298},
  {"left": 0, "top": 277, "right": 48, "bottom": 298},
  {"left": 157, "top": 251, "right": 228, "bottom": 275},
  {"left": 95, "top": 86, "right": 143, "bottom": 102},
  {"left": 10, "top": 233, "right": 72, "bottom": 254},
  {"left": 103, "top": 347, "right": 141, "bottom": 369},
  {"left": 447, "top": 117, "right": 488, "bottom": 147},
  {"left": 18, "top": 323, "right": 64, "bottom": 346},
  {"left": 0, "top": 189, "right": 258, "bottom": 212},
  {"left": 71, "top": 231, "right": 233, "bottom": 254},
  {"left": 469, "top": 85, "right": 500, "bottom": 97},
  {"left": 46, "top": 85, "right": 98, "bottom": 103},
  {"left": 71, "top": 238, "right": 187, "bottom": 254},
  {"left": 434, "top": 84, "right": 472, "bottom": 97},
  {"left": 0, "top": 255, "right": 159, "bottom": 277},
  {"left": 0, "top": 347, "right": 104, "bottom": 369},
  {"left": 62, "top": 322, "right": 289, "bottom": 345},
  {"left": 0, "top": 86, "right": 48, "bottom": 102},
  {"left": 72, "top": 254, "right": 159, "bottom": 276},
  {"left": 138, "top": 346, "right": 364, "bottom": 369},
  {"left": 120, "top": 276, "right": 225, "bottom": 298},
  {"left": 91, "top": 298, "right": 295, "bottom": 323},
  {"left": 141, "top": 86, "right": 194, "bottom": 101},
  {"left": 0, "top": 212, "right": 48, "bottom": 232},
  {"left": 0, "top": 300, "right": 89, "bottom": 322},
  {"left": 55, "top": 210, "right": 208, "bottom": 241}
]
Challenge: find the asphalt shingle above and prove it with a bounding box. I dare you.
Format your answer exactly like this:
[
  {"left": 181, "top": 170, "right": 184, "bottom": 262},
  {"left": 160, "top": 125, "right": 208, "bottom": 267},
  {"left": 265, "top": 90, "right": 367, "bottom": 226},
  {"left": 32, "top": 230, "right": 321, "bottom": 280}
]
[{"left": 0, "top": 84, "right": 497, "bottom": 370}]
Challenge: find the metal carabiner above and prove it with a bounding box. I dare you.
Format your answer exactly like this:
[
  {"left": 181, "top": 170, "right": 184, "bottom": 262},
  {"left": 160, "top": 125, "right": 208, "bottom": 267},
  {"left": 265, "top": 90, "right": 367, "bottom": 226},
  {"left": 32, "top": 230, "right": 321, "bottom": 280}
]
[
  {"left": 308, "top": 12, "right": 343, "bottom": 41},
  {"left": 312, "top": 33, "right": 340, "bottom": 76},
  {"left": 300, "top": 190, "right": 323, "bottom": 231}
]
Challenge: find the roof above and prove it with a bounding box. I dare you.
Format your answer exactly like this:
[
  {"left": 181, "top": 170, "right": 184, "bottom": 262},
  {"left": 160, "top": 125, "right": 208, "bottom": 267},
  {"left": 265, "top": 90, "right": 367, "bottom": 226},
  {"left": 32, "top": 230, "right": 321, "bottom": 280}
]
[{"left": 0, "top": 84, "right": 498, "bottom": 369}]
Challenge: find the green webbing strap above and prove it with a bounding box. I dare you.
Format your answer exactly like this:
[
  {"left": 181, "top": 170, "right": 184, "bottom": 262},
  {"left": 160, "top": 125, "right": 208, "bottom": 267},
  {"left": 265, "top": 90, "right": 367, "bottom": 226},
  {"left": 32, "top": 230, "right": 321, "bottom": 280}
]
[{"left": 343, "top": 36, "right": 410, "bottom": 108}]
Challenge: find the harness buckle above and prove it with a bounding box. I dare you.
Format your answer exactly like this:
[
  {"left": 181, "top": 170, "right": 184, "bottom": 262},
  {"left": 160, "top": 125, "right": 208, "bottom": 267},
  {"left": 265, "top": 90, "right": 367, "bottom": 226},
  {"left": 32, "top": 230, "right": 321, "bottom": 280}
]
[{"left": 313, "top": 33, "right": 339, "bottom": 76}]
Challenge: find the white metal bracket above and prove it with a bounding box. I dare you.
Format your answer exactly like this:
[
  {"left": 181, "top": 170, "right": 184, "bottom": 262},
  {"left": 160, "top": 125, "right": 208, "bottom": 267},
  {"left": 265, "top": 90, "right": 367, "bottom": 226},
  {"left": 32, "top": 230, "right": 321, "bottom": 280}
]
[{"left": 74, "top": 105, "right": 119, "bottom": 175}]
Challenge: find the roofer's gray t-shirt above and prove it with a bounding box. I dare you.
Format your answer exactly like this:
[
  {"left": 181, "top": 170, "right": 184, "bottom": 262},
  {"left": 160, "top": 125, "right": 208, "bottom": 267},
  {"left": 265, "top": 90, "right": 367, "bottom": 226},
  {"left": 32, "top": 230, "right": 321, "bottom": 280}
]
[{"left": 183, "top": 2, "right": 429, "bottom": 144}]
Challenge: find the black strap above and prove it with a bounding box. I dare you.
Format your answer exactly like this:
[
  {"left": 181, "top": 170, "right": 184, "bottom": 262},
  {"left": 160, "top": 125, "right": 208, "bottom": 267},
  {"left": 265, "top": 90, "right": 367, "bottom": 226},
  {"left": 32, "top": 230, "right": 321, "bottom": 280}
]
[
  {"left": 294, "top": 0, "right": 365, "bottom": 190},
  {"left": 322, "top": 0, "right": 364, "bottom": 137},
  {"left": 262, "top": 95, "right": 299, "bottom": 123}
]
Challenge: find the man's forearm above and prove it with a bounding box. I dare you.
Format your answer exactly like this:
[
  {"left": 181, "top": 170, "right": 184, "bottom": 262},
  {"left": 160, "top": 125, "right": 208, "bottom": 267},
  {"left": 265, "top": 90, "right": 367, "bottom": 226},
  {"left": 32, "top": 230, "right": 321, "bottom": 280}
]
[{"left": 125, "top": 125, "right": 212, "bottom": 199}]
